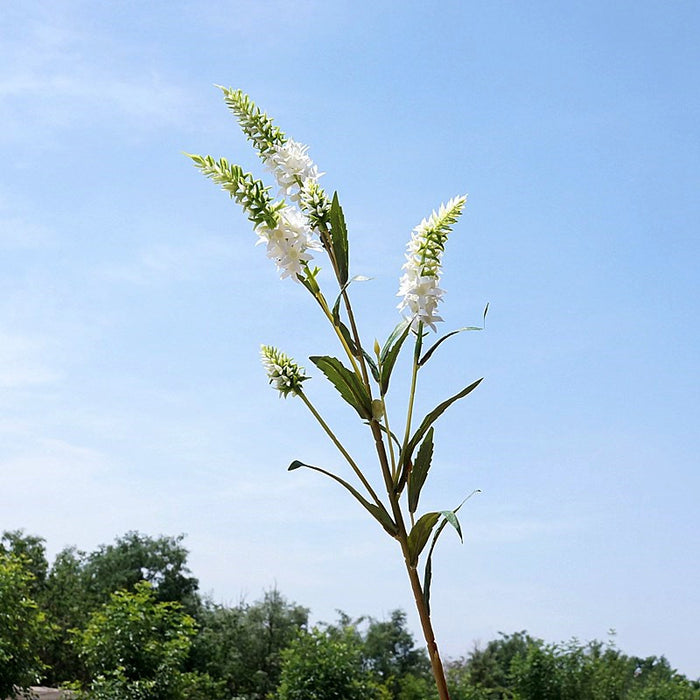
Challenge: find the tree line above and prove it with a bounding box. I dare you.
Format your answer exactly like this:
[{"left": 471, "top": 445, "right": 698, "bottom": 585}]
[{"left": 1, "top": 529, "right": 698, "bottom": 699}]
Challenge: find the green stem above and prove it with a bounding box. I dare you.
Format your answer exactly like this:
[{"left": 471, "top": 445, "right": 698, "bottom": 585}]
[
  {"left": 368, "top": 417, "right": 450, "bottom": 700},
  {"left": 308, "top": 284, "right": 364, "bottom": 379},
  {"left": 403, "top": 556, "right": 451, "bottom": 700},
  {"left": 381, "top": 396, "right": 398, "bottom": 480},
  {"left": 297, "top": 390, "right": 383, "bottom": 509},
  {"left": 401, "top": 322, "right": 424, "bottom": 452}
]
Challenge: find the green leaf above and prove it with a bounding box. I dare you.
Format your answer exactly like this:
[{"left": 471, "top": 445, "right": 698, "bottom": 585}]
[
  {"left": 330, "top": 276, "right": 371, "bottom": 358},
  {"left": 439, "top": 509, "right": 463, "bottom": 543},
  {"left": 309, "top": 356, "right": 372, "bottom": 419},
  {"left": 423, "top": 553, "right": 434, "bottom": 615},
  {"left": 399, "top": 378, "right": 483, "bottom": 478},
  {"left": 335, "top": 320, "right": 359, "bottom": 357},
  {"left": 380, "top": 319, "right": 411, "bottom": 364},
  {"left": 288, "top": 460, "right": 397, "bottom": 536},
  {"left": 365, "top": 420, "right": 402, "bottom": 449},
  {"left": 362, "top": 350, "right": 380, "bottom": 383},
  {"left": 418, "top": 326, "right": 483, "bottom": 367},
  {"left": 329, "top": 192, "right": 349, "bottom": 285},
  {"left": 407, "top": 512, "right": 441, "bottom": 566},
  {"left": 422, "top": 491, "right": 480, "bottom": 613},
  {"left": 379, "top": 320, "right": 412, "bottom": 395},
  {"left": 407, "top": 428, "right": 434, "bottom": 514},
  {"left": 331, "top": 275, "right": 371, "bottom": 326}
]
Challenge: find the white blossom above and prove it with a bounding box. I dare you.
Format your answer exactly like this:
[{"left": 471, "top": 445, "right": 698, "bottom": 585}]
[
  {"left": 256, "top": 206, "right": 321, "bottom": 280},
  {"left": 264, "top": 139, "right": 322, "bottom": 203}
]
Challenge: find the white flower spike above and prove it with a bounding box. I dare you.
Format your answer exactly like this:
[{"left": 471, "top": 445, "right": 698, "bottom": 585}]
[
  {"left": 264, "top": 139, "right": 322, "bottom": 203},
  {"left": 256, "top": 206, "right": 321, "bottom": 281},
  {"left": 398, "top": 195, "right": 467, "bottom": 331}
]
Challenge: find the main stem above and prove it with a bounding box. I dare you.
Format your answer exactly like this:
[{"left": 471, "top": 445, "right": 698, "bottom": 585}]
[
  {"left": 321, "top": 239, "right": 450, "bottom": 698},
  {"left": 403, "top": 553, "right": 451, "bottom": 700},
  {"left": 370, "top": 420, "right": 451, "bottom": 700}
]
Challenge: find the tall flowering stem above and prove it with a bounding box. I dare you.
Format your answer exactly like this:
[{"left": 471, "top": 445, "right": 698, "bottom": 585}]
[{"left": 189, "top": 88, "right": 485, "bottom": 700}]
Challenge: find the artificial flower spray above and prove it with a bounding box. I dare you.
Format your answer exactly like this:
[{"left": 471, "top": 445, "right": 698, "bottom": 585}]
[{"left": 188, "top": 88, "right": 484, "bottom": 700}]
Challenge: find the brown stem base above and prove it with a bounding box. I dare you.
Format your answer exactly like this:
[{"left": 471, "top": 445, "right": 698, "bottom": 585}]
[{"left": 405, "top": 563, "right": 451, "bottom": 700}]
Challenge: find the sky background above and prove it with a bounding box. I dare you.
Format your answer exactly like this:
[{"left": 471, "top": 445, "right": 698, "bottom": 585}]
[{"left": 2, "top": 0, "right": 699, "bottom": 679}]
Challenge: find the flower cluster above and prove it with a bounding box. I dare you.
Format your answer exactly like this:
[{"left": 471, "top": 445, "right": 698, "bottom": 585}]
[
  {"left": 264, "top": 139, "right": 322, "bottom": 203},
  {"left": 299, "top": 180, "right": 332, "bottom": 230},
  {"left": 256, "top": 206, "right": 321, "bottom": 281},
  {"left": 397, "top": 195, "right": 467, "bottom": 331},
  {"left": 260, "top": 345, "right": 309, "bottom": 397}
]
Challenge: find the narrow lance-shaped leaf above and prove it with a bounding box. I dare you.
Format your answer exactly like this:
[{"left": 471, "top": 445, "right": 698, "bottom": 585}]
[
  {"left": 331, "top": 275, "right": 372, "bottom": 324},
  {"left": 407, "top": 428, "right": 434, "bottom": 514},
  {"left": 329, "top": 192, "right": 349, "bottom": 285},
  {"left": 406, "top": 512, "right": 441, "bottom": 566},
  {"left": 363, "top": 351, "right": 380, "bottom": 383},
  {"left": 422, "top": 491, "right": 480, "bottom": 613},
  {"left": 419, "top": 326, "right": 484, "bottom": 367},
  {"left": 398, "top": 377, "right": 483, "bottom": 485},
  {"left": 365, "top": 420, "right": 402, "bottom": 450},
  {"left": 309, "top": 356, "right": 372, "bottom": 419},
  {"left": 289, "top": 460, "right": 397, "bottom": 536},
  {"left": 331, "top": 276, "right": 371, "bottom": 359},
  {"left": 380, "top": 318, "right": 411, "bottom": 364},
  {"left": 379, "top": 320, "right": 412, "bottom": 395}
]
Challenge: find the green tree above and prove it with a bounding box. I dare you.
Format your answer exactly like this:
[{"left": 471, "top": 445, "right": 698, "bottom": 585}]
[
  {"left": 363, "top": 610, "right": 431, "bottom": 690},
  {"left": 40, "top": 546, "right": 90, "bottom": 686},
  {"left": 0, "top": 553, "right": 46, "bottom": 697},
  {"left": 75, "top": 580, "right": 207, "bottom": 700},
  {"left": 0, "top": 530, "right": 48, "bottom": 598},
  {"left": 189, "top": 588, "right": 308, "bottom": 699},
  {"left": 276, "top": 624, "right": 382, "bottom": 700},
  {"left": 83, "top": 531, "right": 199, "bottom": 613}
]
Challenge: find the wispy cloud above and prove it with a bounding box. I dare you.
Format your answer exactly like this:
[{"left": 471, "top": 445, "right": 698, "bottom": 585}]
[
  {"left": 0, "top": 6, "right": 192, "bottom": 146},
  {"left": 0, "top": 330, "right": 62, "bottom": 388},
  {"left": 97, "top": 234, "right": 237, "bottom": 285},
  {"left": 0, "top": 211, "right": 56, "bottom": 250}
]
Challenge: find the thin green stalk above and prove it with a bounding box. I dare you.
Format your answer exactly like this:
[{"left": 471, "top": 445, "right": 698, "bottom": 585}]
[
  {"left": 401, "top": 322, "right": 424, "bottom": 452},
  {"left": 381, "top": 396, "right": 398, "bottom": 480},
  {"left": 315, "top": 222, "right": 372, "bottom": 392},
  {"left": 307, "top": 283, "right": 364, "bottom": 379},
  {"left": 297, "top": 390, "right": 383, "bottom": 509}
]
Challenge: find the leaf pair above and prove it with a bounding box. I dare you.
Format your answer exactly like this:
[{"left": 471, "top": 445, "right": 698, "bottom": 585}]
[
  {"left": 421, "top": 492, "right": 479, "bottom": 613},
  {"left": 406, "top": 508, "right": 463, "bottom": 567}
]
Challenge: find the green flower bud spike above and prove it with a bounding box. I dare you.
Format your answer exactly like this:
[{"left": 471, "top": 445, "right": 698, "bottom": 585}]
[{"left": 260, "top": 345, "right": 310, "bottom": 398}]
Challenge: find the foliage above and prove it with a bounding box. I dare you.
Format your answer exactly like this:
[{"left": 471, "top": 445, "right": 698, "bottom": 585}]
[
  {"left": 276, "top": 624, "right": 382, "bottom": 700},
  {"left": 82, "top": 531, "right": 199, "bottom": 613},
  {"left": 0, "top": 552, "right": 46, "bottom": 697},
  {"left": 40, "top": 546, "right": 89, "bottom": 686},
  {"left": 34, "top": 530, "right": 200, "bottom": 687},
  {"left": 362, "top": 609, "right": 432, "bottom": 696},
  {"left": 74, "top": 580, "right": 205, "bottom": 700},
  {"left": 1, "top": 530, "right": 49, "bottom": 603},
  {"left": 2, "top": 528, "right": 698, "bottom": 698},
  {"left": 189, "top": 588, "right": 308, "bottom": 700},
  {"left": 445, "top": 631, "right": 700, "bottom": 700}
]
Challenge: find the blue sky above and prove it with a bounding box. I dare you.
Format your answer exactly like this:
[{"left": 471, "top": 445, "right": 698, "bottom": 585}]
[{"left": 2, "top": 0, "right": 699, "bottom": 678}]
